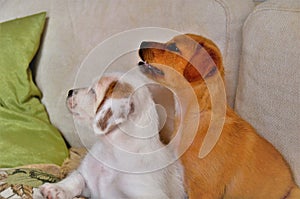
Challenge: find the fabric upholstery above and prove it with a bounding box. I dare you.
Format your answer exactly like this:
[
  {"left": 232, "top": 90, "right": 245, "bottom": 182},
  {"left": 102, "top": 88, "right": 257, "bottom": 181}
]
[{"left": 235, "top": 0, "right": 300, "bottom": 185}]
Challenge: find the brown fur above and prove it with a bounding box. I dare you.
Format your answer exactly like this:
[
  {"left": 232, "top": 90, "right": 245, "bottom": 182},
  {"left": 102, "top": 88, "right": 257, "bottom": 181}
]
[
  {"left": 96, "top": 81, "right": 134, "bottom": 112},
  {"left": 139, "top": 34, "right": 300, "bottom": 198}
]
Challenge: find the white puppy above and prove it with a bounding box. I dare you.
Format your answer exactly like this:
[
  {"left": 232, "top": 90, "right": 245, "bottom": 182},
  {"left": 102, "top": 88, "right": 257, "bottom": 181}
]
[{"left": 39, "top": 72, "right": 185, "bottom": 199}]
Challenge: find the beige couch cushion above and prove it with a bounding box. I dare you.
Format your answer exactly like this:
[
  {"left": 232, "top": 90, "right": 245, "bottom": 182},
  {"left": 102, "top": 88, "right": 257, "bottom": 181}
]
[
  {"left": 0, "top": 0, "right": 254, "bottom": 147},
  {"left": 235, "top": 0, "right": 300, "bottom": 185}
]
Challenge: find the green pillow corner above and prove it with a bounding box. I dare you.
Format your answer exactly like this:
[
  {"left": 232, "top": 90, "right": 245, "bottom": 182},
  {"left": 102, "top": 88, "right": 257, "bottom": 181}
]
[{"left": 0, "top": 12, "right": 69, "bottom": 168}]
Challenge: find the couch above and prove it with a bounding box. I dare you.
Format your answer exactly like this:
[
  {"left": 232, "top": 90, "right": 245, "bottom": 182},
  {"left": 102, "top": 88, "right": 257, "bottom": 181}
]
[{"left": 0, "top": 0, "right": 299, "bottom": 196}]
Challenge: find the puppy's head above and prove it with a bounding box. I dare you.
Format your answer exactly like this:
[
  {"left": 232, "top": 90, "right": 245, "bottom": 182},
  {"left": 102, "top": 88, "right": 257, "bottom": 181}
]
[
  {"left": 66, "top": 73, "right": 135, "bottom": 135},
  {"left": 138, "top": 34, "right": 224, "bottom": 87}
]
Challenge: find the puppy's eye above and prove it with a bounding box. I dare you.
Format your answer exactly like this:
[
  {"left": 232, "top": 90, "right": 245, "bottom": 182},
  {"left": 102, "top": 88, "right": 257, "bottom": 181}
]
[
  {"left": 88, "top": 88, "right": 96, "bottom": 95},
  {"left": 166, "top": 43, "right": 180, "bottom": 53}
]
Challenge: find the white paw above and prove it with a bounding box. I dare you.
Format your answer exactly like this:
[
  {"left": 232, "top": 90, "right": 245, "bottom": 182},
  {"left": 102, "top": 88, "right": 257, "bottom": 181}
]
[{"left": 39, "top": 183, "right": 73, "bottom": 199}]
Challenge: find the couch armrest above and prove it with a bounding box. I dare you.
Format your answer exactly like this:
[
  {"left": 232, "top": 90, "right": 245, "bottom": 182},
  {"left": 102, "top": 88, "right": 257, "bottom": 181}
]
[{"left": 235, "top": 0, "right": 300, "bottom": 185}]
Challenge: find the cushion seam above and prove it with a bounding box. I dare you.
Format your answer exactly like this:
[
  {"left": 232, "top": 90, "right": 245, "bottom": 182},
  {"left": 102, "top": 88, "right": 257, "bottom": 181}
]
[
  {"left": 214, "top": 0, "right": 231, "bottom": 61},
  {"left": 244, "top": 7, "right": 300, "bottom": 34}
]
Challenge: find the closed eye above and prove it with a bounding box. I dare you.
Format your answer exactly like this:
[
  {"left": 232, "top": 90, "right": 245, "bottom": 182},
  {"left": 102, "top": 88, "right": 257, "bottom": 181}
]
[
  {"left": 88, "top": 88, "right": 96, "bottom": 96},
  {"left": 166, "top": 43, "right": 180, "bottom": 53}
]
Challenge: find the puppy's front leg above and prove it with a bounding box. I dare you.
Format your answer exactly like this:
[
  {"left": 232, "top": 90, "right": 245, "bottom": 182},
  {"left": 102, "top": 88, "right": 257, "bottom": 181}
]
[{"left": 40, "top": 170, "right": 87, "bottom": 199}]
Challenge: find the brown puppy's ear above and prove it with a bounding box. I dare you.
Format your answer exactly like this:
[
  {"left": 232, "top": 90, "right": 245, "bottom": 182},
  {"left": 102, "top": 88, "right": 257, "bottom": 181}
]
[
  {"left": 183, "top": 42, "right": 221, "bottom": 82},
  {"left": 93, "top": 97, "right": 134, "bottom": 135}
]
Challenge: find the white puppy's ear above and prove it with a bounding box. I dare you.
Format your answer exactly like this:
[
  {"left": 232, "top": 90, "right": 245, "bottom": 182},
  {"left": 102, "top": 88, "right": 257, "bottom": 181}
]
[{"left": 93, "top": 97, "right": 134, "bottom": 135}]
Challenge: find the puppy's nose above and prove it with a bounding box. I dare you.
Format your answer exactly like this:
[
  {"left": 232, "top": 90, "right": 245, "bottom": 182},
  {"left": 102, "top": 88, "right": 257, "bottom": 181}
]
[
  {"left": 140, "top": 41, "right": 151, "bottom": 49},
  {"left": 67, "top": 89, "right": 74, "bottom": 98},
  {"left": 139, "top": 41, "right": 151, "bottom": 60}
]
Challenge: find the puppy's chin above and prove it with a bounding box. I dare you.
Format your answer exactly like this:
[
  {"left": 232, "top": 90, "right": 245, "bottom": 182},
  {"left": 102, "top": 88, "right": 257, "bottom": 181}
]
[
  {"left": 66, "top": 100, "right": 83, "bottom": 119},
  {"left": 138, "top": 61, "right": 164, "bottom": 79},
  {"left": 66, "top": 99, "right": 94, "bottom": 130},
  {"left": 66, "top": 96, "right": 76, "bottom": 110}
]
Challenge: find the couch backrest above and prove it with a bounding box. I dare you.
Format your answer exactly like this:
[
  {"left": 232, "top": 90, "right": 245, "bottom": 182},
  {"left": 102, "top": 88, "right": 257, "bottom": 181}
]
[{"left": 0, "top": 0, "right": 255, "bottom": 146}]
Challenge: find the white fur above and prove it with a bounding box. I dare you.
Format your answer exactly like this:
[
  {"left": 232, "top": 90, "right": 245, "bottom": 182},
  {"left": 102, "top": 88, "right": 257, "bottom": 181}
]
[{"left": 39, "top": 72, "right": 185, "bottom": 199}]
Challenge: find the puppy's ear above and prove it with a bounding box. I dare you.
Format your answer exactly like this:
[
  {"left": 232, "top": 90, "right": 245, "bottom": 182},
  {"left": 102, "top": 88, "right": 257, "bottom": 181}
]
[
  {"left": 93, "top": 97, "right": 134, "bottom": 135},
  {"left": 183, "top": 40, "right": 222, "bottom": 82}
]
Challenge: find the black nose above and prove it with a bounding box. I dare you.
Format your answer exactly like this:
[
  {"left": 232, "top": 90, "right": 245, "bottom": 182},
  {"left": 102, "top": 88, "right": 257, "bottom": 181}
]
[
  {"left": 67, "top": 89, "right": 74, "bottom": 98},
  {"left": 140, "top": 41, "right": 150, "bottom": 49},
  {"left": 139, "top": 41, "right": 151, "bottom": 60}
]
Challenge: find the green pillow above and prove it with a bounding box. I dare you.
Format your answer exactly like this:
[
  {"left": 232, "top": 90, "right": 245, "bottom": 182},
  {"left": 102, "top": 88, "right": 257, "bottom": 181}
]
[{"left": 0, "top": 12, "right": 68, "bottom": 167}]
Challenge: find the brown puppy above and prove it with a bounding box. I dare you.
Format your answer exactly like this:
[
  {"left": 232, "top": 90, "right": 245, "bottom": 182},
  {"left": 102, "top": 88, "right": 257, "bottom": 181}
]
[{"left": 138, "top": 34, "right": 300, "bottom": 199}]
